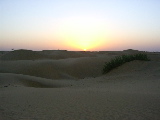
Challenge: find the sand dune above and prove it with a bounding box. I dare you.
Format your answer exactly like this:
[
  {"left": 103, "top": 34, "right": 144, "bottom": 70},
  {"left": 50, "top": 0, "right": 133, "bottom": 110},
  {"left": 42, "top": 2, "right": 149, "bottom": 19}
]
[
  {"left": 0, "top": 49, "right": 48, "bottom": 60},
  {"left": 0, "top": 49, "right": 97, "bottom": 60},
  {"left": 0, "top": 56, "right": 110, "bottom": 79},
  {"left": 0, "top": 73, "right": 76, "bottom": 88},
  {"left": 0, "top": 50, "right": 160, "bottom": 120}
]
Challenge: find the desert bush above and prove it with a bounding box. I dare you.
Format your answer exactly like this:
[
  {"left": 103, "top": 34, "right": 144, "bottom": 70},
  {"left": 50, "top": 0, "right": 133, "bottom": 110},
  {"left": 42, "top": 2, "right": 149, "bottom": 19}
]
[{"left": 102, "top": 53, "right": 150, "bottom": 74}]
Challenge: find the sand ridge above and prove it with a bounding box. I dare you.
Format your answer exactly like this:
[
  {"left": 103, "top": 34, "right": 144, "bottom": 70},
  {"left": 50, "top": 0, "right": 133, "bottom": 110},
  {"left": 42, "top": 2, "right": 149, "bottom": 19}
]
[
  {"left": 0, "top": 49, "right": 98, "bottom": 60},
  {"left": 0, "top": 56, "right": 110, "bottom": 79}
]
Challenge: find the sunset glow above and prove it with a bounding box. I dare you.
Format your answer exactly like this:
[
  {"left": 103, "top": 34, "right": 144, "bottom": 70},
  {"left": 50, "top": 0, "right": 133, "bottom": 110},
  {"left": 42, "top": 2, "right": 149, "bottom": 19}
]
[
  {"left": 1, "top": 0, "right": 160, "bottom": 51},
  {"left": 54, "top": 16, "right": 108, "bottom": 51}
]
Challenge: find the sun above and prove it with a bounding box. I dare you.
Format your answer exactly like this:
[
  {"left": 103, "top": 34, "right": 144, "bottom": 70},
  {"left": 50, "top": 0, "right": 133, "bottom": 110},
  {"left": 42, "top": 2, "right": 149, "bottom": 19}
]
[{"left": 54, "top": 16, "right": 108, "bottom": 51}]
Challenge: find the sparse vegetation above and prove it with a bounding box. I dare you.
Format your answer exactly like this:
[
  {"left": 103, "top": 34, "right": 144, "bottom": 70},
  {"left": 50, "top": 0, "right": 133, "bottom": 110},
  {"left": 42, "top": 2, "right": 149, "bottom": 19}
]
[{"left": 102, "top": 53, "right": 150, "bottom": 74}]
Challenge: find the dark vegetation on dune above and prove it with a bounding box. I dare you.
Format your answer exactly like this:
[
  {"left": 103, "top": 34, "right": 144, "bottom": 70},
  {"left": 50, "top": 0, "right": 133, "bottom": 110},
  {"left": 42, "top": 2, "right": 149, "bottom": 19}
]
[{"left": 103, "top": 53, "right": 150, "bottom": 74}]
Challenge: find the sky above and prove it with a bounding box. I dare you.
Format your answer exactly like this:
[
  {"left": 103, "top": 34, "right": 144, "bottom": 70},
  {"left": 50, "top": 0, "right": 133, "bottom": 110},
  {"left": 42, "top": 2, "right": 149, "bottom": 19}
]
[{"left": 1, "top": 0, "right": 160, "bottom": 51}]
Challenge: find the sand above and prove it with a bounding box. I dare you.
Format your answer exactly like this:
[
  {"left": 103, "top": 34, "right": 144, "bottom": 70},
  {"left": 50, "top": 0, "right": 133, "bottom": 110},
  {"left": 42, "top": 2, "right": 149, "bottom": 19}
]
[{"left": 0, "top": 49, "right": 160, "bottom": 120}]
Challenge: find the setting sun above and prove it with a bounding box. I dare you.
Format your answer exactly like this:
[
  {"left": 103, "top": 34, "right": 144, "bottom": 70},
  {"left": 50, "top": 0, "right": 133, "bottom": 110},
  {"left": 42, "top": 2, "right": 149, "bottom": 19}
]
[{"left": 54, "top": 16, "right": 108, "bottom": 50}]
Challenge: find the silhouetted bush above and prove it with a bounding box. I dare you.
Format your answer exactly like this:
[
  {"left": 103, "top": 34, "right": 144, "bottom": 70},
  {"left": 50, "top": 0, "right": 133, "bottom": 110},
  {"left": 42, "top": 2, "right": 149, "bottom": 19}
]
[{"left": 102, "top": 53, "right": 150, "bottom": 74}]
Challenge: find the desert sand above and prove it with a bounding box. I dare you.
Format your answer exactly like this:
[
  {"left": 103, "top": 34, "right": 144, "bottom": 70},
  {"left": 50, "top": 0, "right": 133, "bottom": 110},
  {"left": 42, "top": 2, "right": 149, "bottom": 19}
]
[{"left": 0, "top": 49, "right": 160, "bottom": 120}]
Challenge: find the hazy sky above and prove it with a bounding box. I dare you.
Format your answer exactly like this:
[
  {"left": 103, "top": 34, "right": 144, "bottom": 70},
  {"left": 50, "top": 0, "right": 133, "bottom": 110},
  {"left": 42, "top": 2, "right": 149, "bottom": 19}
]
[{"left": 1, "top": 0, "right": 160, "bottom": 51}]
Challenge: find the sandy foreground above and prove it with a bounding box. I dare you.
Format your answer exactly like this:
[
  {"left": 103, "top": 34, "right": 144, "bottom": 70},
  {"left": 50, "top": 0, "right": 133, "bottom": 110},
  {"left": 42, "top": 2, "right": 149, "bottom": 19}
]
[{"left": 0, "top": 49, "right": 160, "bottom": 120}]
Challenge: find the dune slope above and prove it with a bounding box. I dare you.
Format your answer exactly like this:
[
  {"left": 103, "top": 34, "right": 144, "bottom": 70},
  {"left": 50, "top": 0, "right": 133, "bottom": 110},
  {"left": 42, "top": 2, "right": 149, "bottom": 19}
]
[{"left": 0, "top": 56, "right": 109, "bottom": 79}]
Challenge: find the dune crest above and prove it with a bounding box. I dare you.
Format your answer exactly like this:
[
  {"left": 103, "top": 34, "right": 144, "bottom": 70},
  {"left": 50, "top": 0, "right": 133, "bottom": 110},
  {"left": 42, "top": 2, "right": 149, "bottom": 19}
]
[{"left": 0, "top": 49, "right": 97, "bottom": 60}]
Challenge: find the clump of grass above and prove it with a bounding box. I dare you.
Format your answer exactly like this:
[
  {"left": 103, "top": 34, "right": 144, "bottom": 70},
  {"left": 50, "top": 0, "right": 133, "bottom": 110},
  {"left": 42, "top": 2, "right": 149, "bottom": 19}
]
[{"left": 102, "top": 53, "right": 150, "bottom": 74}]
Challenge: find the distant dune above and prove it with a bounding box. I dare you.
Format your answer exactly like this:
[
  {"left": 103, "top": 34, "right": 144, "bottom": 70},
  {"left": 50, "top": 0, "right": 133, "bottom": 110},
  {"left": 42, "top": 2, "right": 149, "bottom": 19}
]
[
  {"left": 0, "top": 49, "right": 160, "bottom": 120},
  {"left": 0, "top": 49, "right": 97, "bottom": 60}
]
